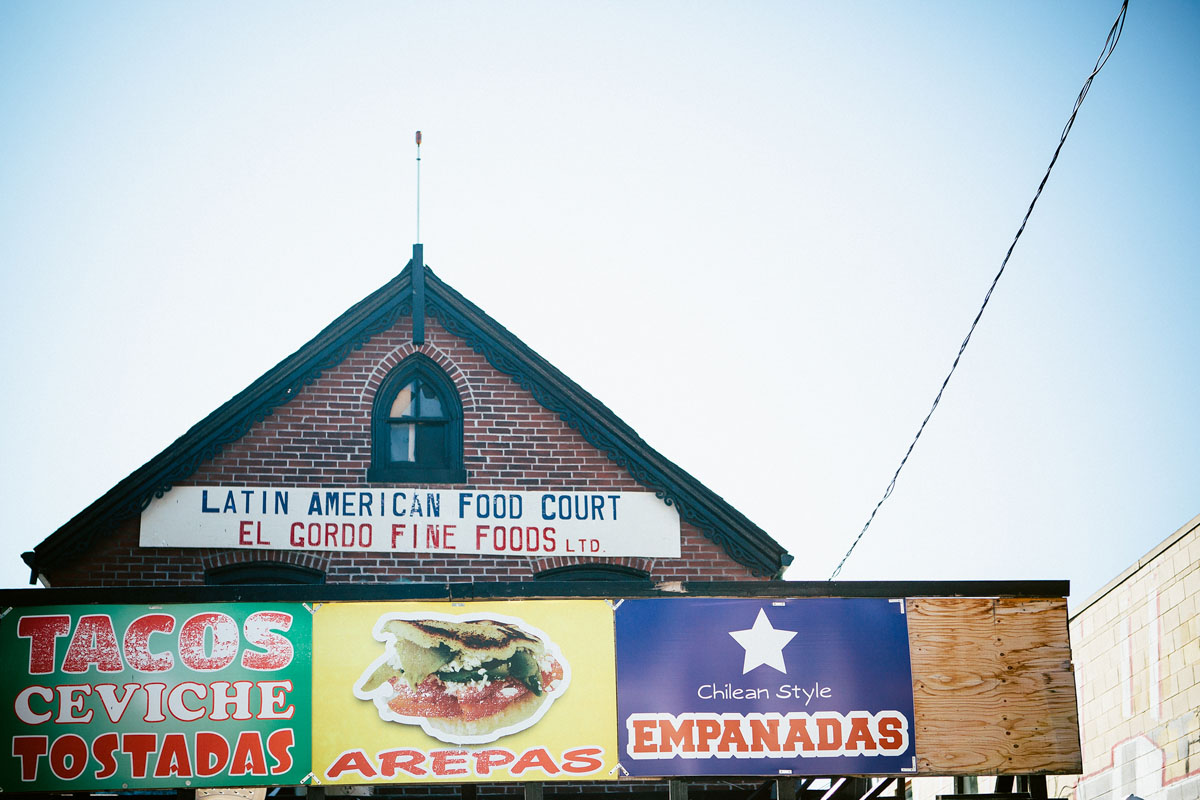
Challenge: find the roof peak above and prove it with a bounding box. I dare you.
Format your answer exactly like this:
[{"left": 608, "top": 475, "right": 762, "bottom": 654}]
[{"left": 24, "top": 265, "right": 791, "bottom": 582}]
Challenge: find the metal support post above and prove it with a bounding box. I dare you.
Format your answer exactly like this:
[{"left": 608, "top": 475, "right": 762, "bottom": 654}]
[{"left": 862, "top": 778, "right": 897, "bottom": 799}]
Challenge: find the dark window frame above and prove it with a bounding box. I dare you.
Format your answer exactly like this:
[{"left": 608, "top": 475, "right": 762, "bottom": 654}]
[
  {"left": 368, "top": 354, "right": 466, "bottom": 484},
  {"left": 533, "top": 564, "right": 652, "bottom": 583},
  {"left": 205, "top": 562, "right": 326, "bottom": 585}
]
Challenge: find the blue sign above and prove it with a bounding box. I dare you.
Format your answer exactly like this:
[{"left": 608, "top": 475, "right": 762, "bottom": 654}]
[{"left": 615, "top": 598, "right": 916, "bottom": 776}]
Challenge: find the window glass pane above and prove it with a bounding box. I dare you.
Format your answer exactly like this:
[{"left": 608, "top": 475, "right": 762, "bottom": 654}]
[
  {"left": 416, "top": 423, "right": 448, "bottom": 467},
  {"left": 389, "top": 383, "right": 415, "bottom": 417},
  {"left": 389, "top": 423, "right": 416, "bottom": 462},
  {"left": 417, "top": 382, "right": 443, "bottom": 417}
]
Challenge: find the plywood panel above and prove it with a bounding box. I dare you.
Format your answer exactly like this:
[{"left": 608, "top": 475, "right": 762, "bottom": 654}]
[{"left": 907, "top": 597, "right": 1081, "bottom": 776}]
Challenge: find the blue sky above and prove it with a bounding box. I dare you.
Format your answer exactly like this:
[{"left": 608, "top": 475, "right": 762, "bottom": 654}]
[{"left": 1, "top": 1, "right": 1197, "bottom": 607}]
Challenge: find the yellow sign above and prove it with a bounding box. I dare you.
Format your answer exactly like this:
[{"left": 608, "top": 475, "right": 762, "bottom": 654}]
[{"left": 312, "top": 600, "right": 617, "bottom": 784}]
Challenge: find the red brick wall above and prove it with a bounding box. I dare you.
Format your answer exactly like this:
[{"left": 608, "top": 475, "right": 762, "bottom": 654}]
[{"left": 46, "top": 313, "right": 766, "bottom": 586}]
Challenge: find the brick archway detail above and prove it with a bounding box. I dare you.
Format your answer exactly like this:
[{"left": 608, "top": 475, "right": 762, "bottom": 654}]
[
  {"left": 200, "top": 548, "right": 331, "bottom": 574},
  {"left": 531, "top": 556, "right": 655, "bottom": 575},
  {"left": 359, "top": 342, "right": 476, "bottom": 412}
]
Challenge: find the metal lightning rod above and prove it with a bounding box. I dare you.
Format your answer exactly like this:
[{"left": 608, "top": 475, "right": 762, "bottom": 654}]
[
  {"left": 412, "top": 130, "right": 425, "bottom": 345},
  {"left": 415, "top": 130, "right": 422, "bottom": 244}
]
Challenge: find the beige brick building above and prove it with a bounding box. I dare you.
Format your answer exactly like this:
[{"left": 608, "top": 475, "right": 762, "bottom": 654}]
[{"left": 1056, "top": 513, "right": 1200, "bottom": 800}]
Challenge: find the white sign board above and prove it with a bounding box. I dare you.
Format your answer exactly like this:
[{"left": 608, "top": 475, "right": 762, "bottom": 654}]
[{"left": 140, "top": 487, "right": 681, "bottom": 558}]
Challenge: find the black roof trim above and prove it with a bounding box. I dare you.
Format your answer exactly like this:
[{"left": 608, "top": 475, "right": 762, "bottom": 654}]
[
  {"left": 24, "top": 262, "right": 791, "bottom": 580},
  {"left": 0, "top": 580, "right": 1069, "bottom": 608},
  {"left": 425, "top": 270, "right": 790, "bottom": 577},
  {"left": 23, "top": 269, "right": 414, "bottom": 580}
]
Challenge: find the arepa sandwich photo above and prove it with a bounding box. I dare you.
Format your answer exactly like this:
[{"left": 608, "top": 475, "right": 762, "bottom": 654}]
[{"left": 353, "top": 612, "right": 571, "bottom": 744}]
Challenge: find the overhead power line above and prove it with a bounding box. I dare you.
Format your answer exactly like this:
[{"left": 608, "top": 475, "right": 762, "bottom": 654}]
[{"left": 829, "top": 0, "right": 1129, "bottom": 581}]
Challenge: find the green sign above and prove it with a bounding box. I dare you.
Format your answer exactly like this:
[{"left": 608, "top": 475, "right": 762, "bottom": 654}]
[{"left": 0, "top": 603, "right": 312, "bottom": 791}]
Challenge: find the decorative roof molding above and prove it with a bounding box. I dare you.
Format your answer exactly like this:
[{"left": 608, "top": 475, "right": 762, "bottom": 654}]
[
  {"left": 425, "top": 274, "right": 790, "bottom": 576},
  {"left": 24, "top": 264, "right": 791, "bottom": 581}
]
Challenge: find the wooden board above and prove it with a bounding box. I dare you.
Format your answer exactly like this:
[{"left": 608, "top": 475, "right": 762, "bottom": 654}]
[{"left": 908, "top": 597, "right": 1081, "bottom": 775}]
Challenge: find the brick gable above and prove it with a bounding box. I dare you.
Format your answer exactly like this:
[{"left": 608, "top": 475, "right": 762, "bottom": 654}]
[
  {"left": 43, "top": 314, "right": 766, "bottom": 586},
  {"left": 26, "top": 263, "right": 790, "bottom": 585}
]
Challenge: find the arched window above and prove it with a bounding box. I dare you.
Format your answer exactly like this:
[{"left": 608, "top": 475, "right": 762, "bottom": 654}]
[
  {"left": 534, "top": 564, "right": 652, "bottom": 584},
  {"left": 368, "top": 355, "right": 465, "bottom": 483},
  {"left": 205, "top": 562, "right": 325, "bottom": 585}
]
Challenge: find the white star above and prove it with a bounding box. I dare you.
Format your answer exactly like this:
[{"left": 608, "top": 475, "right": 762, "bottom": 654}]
[{"left": 728, "top": 608, "right": 797, "bottom": 674}]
